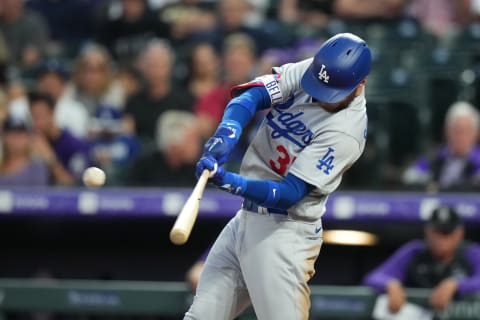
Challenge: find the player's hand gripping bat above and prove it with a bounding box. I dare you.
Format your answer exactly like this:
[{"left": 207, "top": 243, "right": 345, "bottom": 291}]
[{"left": 169, "top": 169, "right": 210, "bottom": 245}]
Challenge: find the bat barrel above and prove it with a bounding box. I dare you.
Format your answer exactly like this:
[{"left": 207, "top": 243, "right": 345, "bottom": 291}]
[
  {"left": 170, "top": 229, "right": 189, "bottom": 245},
  {"left": 169, "top": 170, "right": 210, "bottom": 245}
]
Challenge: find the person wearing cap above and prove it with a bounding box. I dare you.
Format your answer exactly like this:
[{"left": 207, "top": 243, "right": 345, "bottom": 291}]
[
  {"left": 36, "top": 59, "right": 90, "bottom": 138},
  {"left": 0, "top": 116, "right": 49, "bottom": 186},
  {"left": 363, "top": 206, "right": 480, "bottom": 313},
  {"left": 185, "top": 33, "right": 371, "bottom": 319}
]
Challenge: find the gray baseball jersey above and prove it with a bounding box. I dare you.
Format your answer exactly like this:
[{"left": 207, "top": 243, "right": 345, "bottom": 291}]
[
  {"left": 239, "top": 58, "right": 367, "bottom": 221},
  {"left": 185, "top": 58, "right": 368, "bottom": 320}
]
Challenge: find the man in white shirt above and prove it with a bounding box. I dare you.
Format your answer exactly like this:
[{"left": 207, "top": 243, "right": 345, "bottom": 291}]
[{"left": 36, "top": 59, "right": 89, "bottom": 138}]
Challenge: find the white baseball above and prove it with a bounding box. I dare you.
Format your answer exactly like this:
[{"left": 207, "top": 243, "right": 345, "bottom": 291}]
[{"left": 82, "top": 167, "right": 106, "bottom": 188}]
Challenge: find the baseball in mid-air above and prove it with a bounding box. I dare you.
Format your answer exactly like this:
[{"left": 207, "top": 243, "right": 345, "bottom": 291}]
[{"left": 82, "top": 167, "right": 106, "bottom": 188}]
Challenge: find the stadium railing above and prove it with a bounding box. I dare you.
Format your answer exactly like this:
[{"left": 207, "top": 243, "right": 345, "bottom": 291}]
[{"left": 0, "top": 279, "right": 478, "bottom": 320}]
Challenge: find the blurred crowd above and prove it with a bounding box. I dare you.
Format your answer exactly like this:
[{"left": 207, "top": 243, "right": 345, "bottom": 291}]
[{"left": 0, "top": 0, "right": 480, "bottom": 190}]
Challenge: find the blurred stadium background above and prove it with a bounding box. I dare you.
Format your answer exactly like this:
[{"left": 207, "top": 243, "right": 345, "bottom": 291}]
[{"left": 0, "top": 0, "right": 480, "bottom": 319}]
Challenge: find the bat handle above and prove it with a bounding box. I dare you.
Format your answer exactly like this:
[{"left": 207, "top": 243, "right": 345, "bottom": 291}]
[
  {"left": 169, "top": 170, "right": 210, "bottom": 245},
  {"left": 191, "top": 169, "right": 210, "bottom": 203},
  {"left": 196, "top": 169, "right": 211, "bottom": 194}
]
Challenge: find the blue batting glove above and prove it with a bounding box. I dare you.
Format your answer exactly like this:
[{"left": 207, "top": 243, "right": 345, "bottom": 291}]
[
  {"left": 196, "top": 156, "right": 226, "bottom": 184},
  {"left": 203, "top": 120, "right": 242, "bottom": 165},
  {"left": 196, "top": 156, "right": 246, "bottom": 194}
]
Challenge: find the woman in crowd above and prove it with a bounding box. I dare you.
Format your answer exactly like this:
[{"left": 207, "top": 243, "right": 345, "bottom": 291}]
[
  {"left": 64, "top": 44, "right": 126, "bottom": 116},
  {"left": 187, "top": 42, "right": 220, "bottom": 99},
  {"left": 0, "top": 117, "right": 49, "bottom": 186}
]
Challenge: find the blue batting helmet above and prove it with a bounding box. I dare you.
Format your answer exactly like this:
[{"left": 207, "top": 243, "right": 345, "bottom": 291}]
[{"left": 300, "top": 33, "right": 371, "bottom": 104}]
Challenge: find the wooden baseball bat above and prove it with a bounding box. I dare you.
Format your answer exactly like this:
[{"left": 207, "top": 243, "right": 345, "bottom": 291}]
[{"left": 169, "top": 169, "right": 210, "bottom": 245}]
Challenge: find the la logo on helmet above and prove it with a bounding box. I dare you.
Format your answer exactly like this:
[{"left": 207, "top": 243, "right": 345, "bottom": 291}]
[{"left": 318, "top": 64, "right": 329, "bottom": 83}]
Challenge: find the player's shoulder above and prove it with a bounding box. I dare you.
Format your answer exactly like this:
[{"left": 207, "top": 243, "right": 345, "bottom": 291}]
[
  {"left": 247, "top": 57, "right": 310, "bottom": 107},
  {"left": 312, "top": 93, "right": 367, "bottom": 147},
  {"left": 272, "top": 58, "right": 313, "bottom": 90},
  {"left": 273, "top": 58, "right": 313, "bottom": 76},
  {"left": 232, "top": 58, "right": 314, "bottom": 105}
]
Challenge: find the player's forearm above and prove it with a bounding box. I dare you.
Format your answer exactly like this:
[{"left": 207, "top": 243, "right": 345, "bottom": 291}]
[
  {"left": 363, "top": 271, "right": 400, "bottom": 293},
  {"left": 364, "top": 241, "right": 421, "bottom": 292},
  {"left": 222, "top": 86, "right": 270, "bottom": 127},
  {"left": 217, "top": 172, "right": 312, "bottom": 210},
  {"left": 456, "top": 276, "right": 480, "bottom": 296},
  {"left": 201, "top": 87, "right": 270, "bottom": 166}
]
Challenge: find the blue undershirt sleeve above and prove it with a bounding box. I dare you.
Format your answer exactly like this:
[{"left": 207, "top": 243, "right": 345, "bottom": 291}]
[
  {"left": 213, "top": 86, "right": 305, "bottom": 208},
  {"left": 220, "top": 172, "right": 315, "bottom": 209},
  {"left": 222, "top": 86, "right": 271, "bottom": 127}
]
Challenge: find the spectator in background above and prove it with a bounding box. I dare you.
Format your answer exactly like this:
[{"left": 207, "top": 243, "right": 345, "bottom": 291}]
[
  {"left": 26, "top": 0, "right": 101, "bottom": 51},
  {"left": 64, "top": 44, "right": 125, "bottom": 116},
  {"left": 97, "top": 0, "right": 168, "bottom": 64},
  {"left": 129, "top": 110, "right": 200, "bottom": 186},
  {"left": 194, "top": 33, "right": 257, "bottom": 139},
  {"left": 279, "top": 0, "right": 334, "bottom": 28},
  {"left": 333, "top": 0, "right": 471, "bottom": 39},
  {"left": 0, "top": 116, "right": 49, "bottom": 186},
  {"left": 403, "top": 101, "right": 480, "bottom": 192},
  {"left": 6, "top": 82, "right": 29, "bottom": 122},
  {"left": 364, "top": 206, "right": 480, "bottom": 313},
  {"left": 158, "top": 0, "right": 216, "bottom": 45},
  {"left": 117, "top": 65, "right": 142, "bottom": 100},
  {"left": 186, "top": 42, "right": 220, "bottom": 99},
  {"left": 124, "top": 40, "right": 194, "bottom": 144},
  {"left": 194, "top": 0, "right": 289, "bottom": 54},
  {"left": 257, "top": 39, "right": 319, "bottom": 75},
  {"left": 243, "top": 0, "right": 270, "bottom": 27},
  {"left": 258, "top": 48, "right": 291, "bottom": 76},
  {"left": 0, "top": 0, "right": 49, "bottom": 68},
  {"left": 404, "top": 0, "right": 472, "bottom": 39},
  {"left": 333, "top": 0, "right": 405, "bottom": 20},
  {"left": 89, "top": 105, "right": 140, "bottom": 186},
  {"left": 36, "top": 60, "right": 90, "bottom": 138},
  {"left": 28, "top": 92, "right": 90, "bottom": 186}
]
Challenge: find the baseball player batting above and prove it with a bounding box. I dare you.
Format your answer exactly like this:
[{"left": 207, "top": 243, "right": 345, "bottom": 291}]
[{"left": 185, "top": 33, "right": 372, "bottom": 320}]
